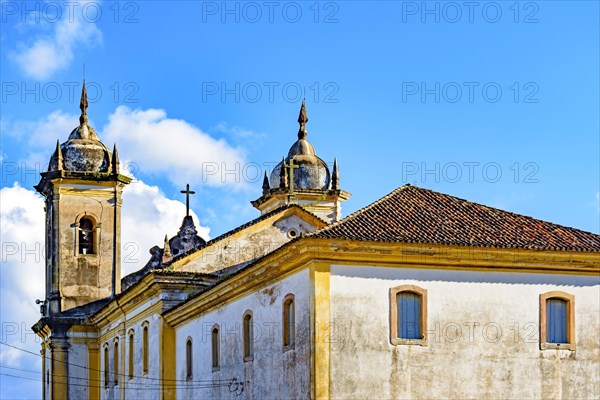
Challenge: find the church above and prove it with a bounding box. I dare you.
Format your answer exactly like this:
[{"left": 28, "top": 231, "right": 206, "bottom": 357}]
[{"left": 32, "top": 83, "right": 600, "bottom": 400}]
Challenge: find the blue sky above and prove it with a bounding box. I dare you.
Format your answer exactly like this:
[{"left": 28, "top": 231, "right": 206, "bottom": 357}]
[{"left": 0, "top": 1, "right": 598, "bottom": 398}]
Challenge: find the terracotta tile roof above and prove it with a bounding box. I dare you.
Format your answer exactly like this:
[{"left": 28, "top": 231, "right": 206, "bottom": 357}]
[{"left": 311, "top": 185, "right": 600, "bottom": 252}]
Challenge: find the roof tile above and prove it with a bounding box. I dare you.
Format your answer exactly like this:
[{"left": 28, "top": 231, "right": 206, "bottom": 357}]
[{"left": 311, "top": 185, "right": 600, "bottom": 252}]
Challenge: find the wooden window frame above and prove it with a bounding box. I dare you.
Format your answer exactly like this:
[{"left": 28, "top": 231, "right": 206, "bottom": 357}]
[
  {"left": 243, "top": 310, "right": 254, "bottom": 362},
  {"left": 282, "top": 294, "right": 295, "bottom": 352},
  {"left": 211, "top": 325, "right": 220, "bottom": 372},
  {"left": 390, "top": 285, "right": 427, "bottom": 346},
  {"left": 540, "top": 291, "right": 575, "bottom": 351}
]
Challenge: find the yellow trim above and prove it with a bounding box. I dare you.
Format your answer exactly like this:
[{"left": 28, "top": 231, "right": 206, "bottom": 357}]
[
  {"left": 160, "top": 317, "right": 176, "bottom": 400},
  {"left": 49, "top": 338, "right": 69, "bottom": 400},
  {"left": 165, "top": 239, "right": 599, "bottom": 326},
  {"left": 170, "top": 207, "right": 327, "bottom": 271},
  {"left": 310, "top": 262, "right": 331, "bottom": 400},
  {"left": 87, "top": 342, "right": 100, "bottom": 400},
  {"left": 96, "top": 302, "right": 160, "bottom": 345}
]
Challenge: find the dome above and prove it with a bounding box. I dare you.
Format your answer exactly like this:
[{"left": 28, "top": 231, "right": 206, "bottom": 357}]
[
  {"left": 60, "top": 138, "right": 112, "bottom": 172},
  {"left": 269, "top": 153, "right": 331, "bottom": 190},
  {"left": 47, "top": 81, "right": 114, "bottom": 173},
  {"left": 268, "top": 100, "right": 331, "bottom": 190}
]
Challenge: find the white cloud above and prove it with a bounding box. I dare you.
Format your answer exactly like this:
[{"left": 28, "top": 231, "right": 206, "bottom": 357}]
[
  {"left": 0, "top": 179, "right": 210, "bottom": 376},
  {"left": 102, "top": 106, "right": 248, "bottom": 189},
  {"left": 0, "top": 182, "right": 45, "bottom": 382},
  {"left": 9, "top": 2, "right": 102, "bottom": 79}
]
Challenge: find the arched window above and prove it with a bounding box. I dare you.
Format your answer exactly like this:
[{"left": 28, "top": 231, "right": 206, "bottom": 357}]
[
  {"left": 113, "top": 339, "right": 119, "bottom": 386},
  {"left": 128, "top": 331, "right": 134, "bottom": 380},
  {"left": 243, "top": 311, "right": 254, "bottom": 360},
  {"left": 78, "top": 217, "right": 95, "bottom": 254},
  {"left": 211, "top": 325, "right": 220, "bottom": 371},
  {"left": 390, "top": 285, "right": 427, "bottom": 345},
  {"left": 540, "top": 291, "right": 575, "bottom": 350},
  {"left": 186, "top": 338, "right": 193, "bottom": 380},
  {"left": 283, "top": 294, "right": 295, "bottom": 350},
  {"left": 142, "top": 324, "right": 149, "bottom": 374},
  {"left": 103, "top": 345, "right": 109, "bottom": 388}
]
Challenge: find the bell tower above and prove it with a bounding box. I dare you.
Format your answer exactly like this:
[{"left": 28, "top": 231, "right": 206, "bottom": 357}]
[{"left": 35, "top": 81, "right": 131, "bottom": 315}]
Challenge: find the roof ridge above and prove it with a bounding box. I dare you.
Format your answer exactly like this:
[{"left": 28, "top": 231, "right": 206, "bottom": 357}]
[
  {"left": 309, "top": 184, "right": 412, "bottom": 236},
  {"left": 417, "top": 186, "right": 599, "bottom": 236},
  {"left": 311, "top": 184, "right": 600, "bottom": 251},
  {"left": 169, "top": 203, "right": 325, "bottom": 264}
]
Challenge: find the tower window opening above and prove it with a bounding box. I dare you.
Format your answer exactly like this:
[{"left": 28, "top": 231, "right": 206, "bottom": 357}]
[{"left": 79, "top": 217, "right": 95, "bottom": 254}]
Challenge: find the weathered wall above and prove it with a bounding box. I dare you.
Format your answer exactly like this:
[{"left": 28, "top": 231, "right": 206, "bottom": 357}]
[
  {"left": 329, "top": 265, "right": 600, "bottom": 399},
  {"left": 51, "top": 184, "right": 121, "bottom": 313},
  {"left": 98, "top": 307, "right": 162, "bottom": 400},
  {"left": 175, "top": 269, "right": 311, "bottom": 400},
  {"left": 179, "top": 214, "right": 317, "bottom": 274},
  {"left": 67, "top": 342, "right": 89, "bottom": 400}
]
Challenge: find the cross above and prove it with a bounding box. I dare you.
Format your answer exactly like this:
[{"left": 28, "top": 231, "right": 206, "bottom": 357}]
[
  {"left": 180, "top": 184, "right": 195, "bottom": 216},
  {"left": 284, "top": 158, "right": 300, "bottom": 199}
]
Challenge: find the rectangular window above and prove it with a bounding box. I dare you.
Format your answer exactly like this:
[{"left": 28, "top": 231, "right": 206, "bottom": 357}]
[
  {"left": 142, "top": 325, "right": 149, "bottom": 374},
  {"left": 540, "top": 291, "right": 575, "bottom": 350},
  {"left": 128, "top": 333, "right": 134, "bottom": 380},
  {"left": 547, "top": 299, "right": 567, "bottom": 343},
  {"left": 104, "top": 346, "right": 109, "bottom": 388},
  {"left": 186, "top": 339, "right": 193, "bottom": 380},
  {"left": 113, "top": 341, "right": 119, "bottom": 386},
  {"left": 212, "top": 326, "right": 220, "bottom": 371},
  {"left": 397, "top": 292, "right": 421, "bottom": 339},
  {"left": 243, "top": 312, "right": 254, "bottom": 360},
  {"left": 283, "top": 295, "right": 295, "bottom": 350},
  {"left": 390, "top": 285, "right": 427, "bottom": 346}
]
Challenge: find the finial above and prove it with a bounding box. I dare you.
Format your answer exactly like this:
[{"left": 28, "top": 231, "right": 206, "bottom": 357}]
[
  {"left": 332, "top": 158, "right": 339, "bottom": 190},
  {"left": 55, "top": 140, "right": 63, "bottom": 171},
  {"left": 79, "top": 80, "right": 89, "bottom": 125},
  {"left": 162, "top": 234, "right": 172, "bottom": 264},
  {"left": 111, "top": 144, "right": 120, "bottom": 174},
  {"left": 297, "top": 99, "right": 308, "bottom": 139},
  {"left": 279, "top": 157, "right": 288, "bottom": 188},
  {"left": 262, "top": 171, "right": 270, "bottom": 194}
]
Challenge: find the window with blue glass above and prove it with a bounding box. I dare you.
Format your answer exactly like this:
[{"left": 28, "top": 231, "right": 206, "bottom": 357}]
[
  {"left": 397, "top": 292, "right": 421, "bottom": 339},
  {"left": 546, "top": 298, "right": 568, "bottom": 343},
  {"left": 540, "top": 291, "right": 575, "bottom": 350},
  {"left": 390, "top": 285, "right": 427, "bottom": 345}
]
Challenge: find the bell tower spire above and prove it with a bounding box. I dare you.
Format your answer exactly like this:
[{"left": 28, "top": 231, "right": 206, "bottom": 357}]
[
  {"left": 252, "top": 101, "right": 350, "bottom": 223},
  {"left": 297, "top": 98, "right": 308, "bottom": 139},
  {"left": 79, "top": 80, "right": 89, "bottom": 125}
]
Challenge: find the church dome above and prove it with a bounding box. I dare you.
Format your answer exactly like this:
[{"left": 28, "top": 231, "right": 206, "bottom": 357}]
[
  {"left": 269, "top": 100, "right": 331, "bottom": 190},
  {"left": 269, "top": 154, "right": 330, "bottom": 190},
  {"left": 48, "top": 82, "right": 114, "bottom": 173}
]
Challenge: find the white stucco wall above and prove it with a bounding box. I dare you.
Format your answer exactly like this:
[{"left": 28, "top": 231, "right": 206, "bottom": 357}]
[
  {"left": 175, "top": 269, "right": 311, "bottom": 400},
  {"left": 180, "top": 214, "right": 317, "bottom": 274},
  {"left": 99, "top": 308, "right": 162, "bottom": 400},
  {"left": 67, "top": 342, "right": 89, "bottom": 400},
  {"left": 329, "top": 265, "right": 600, "bottom": 399}
]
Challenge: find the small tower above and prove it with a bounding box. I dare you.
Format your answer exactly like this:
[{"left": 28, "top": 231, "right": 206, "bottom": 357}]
[
  {"left": 251, "top": 100, "right": 350, "bottom": 223},
  {"left": 35, "top": 81, "right": 131, "bottom": 315}
]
